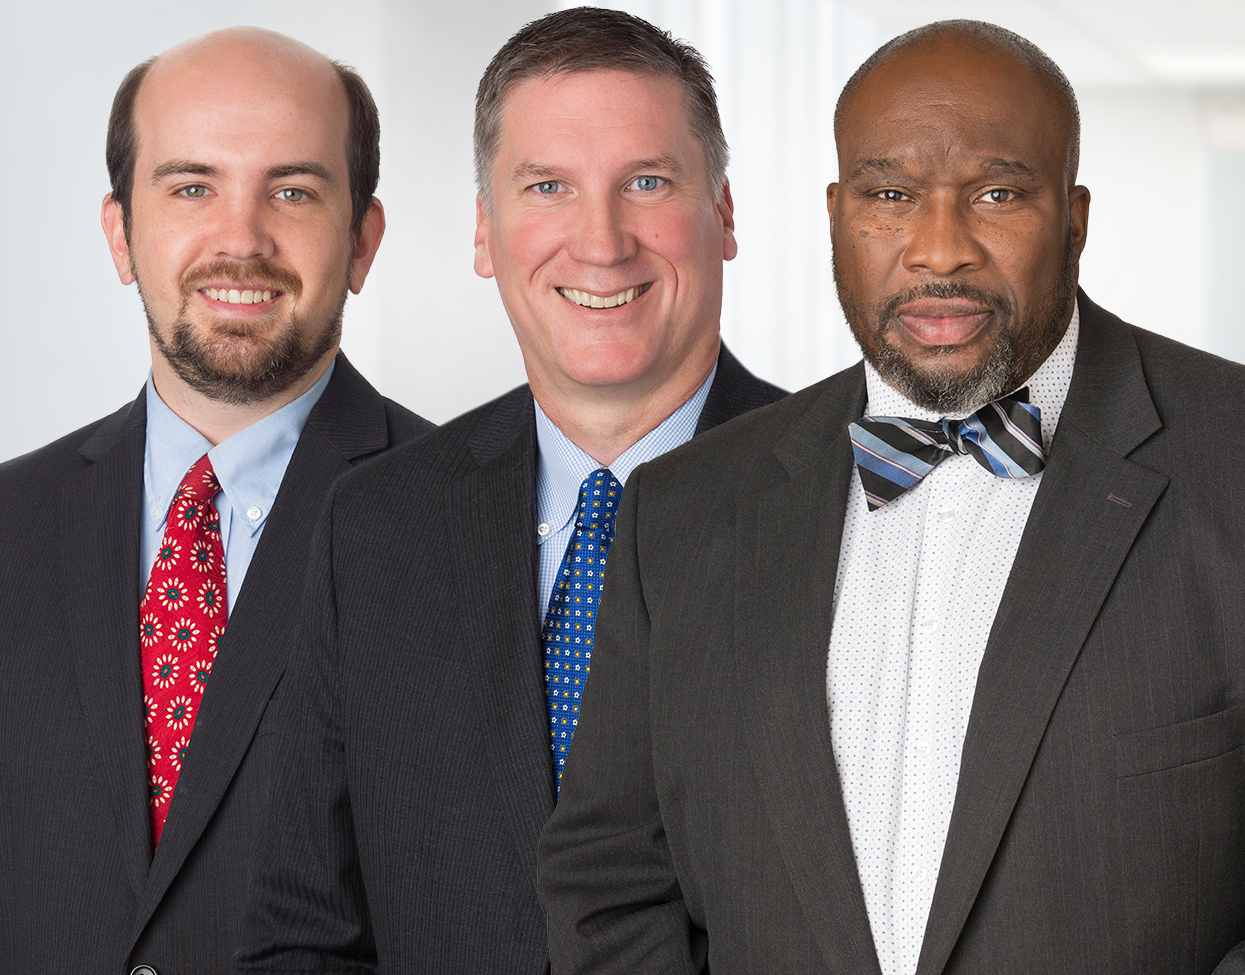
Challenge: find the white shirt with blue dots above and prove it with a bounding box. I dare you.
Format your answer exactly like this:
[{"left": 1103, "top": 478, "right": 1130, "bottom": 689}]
[{"left": 827, "top": 304, "right": 1080, "bottom": 975}]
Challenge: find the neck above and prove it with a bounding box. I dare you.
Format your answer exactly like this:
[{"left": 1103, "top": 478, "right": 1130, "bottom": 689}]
[
  {"left": 149, "top": 347, "right": 336, "bottom": 446},
  {"left": 532, "top": 346, "right": 717, "bottom": 467}
]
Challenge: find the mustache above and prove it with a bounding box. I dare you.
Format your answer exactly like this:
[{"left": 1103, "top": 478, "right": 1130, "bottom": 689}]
[
  {"left": 880, "top": 280, "right": 1011, "bottom": 320},
  {"left": 179, "top": 260, "right": 303, "bottom": 299}
]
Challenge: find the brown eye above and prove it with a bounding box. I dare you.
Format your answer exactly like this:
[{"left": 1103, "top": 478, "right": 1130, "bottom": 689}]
[{"left": 986, "top": 189, "right": 1014, "bottom": 203}]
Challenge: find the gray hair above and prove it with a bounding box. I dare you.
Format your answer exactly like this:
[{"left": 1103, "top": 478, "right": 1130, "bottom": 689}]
[{"left": 473, "top": 6, "right": 728, "bottom": 208}]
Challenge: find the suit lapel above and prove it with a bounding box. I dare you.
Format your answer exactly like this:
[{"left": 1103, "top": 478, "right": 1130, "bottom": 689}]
[
  {"left": 737, "top": 369, "right": 883, "bottom": 974},
  {"left": 132, "top": 355, "right": 394, "bottom": 938},
  {"left": 447, "top": 389, "right": 555, "bottom": 882},
  {"left": 65, "top": 394, "right": 152, "bottom": 901},
  {"left": 916, "top": 296, "right": 1169, "bottom": 975}
]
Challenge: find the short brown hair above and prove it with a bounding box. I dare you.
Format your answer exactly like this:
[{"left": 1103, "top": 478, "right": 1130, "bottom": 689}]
[
  {"left": 474, "top": 6, "right": 728, "bottom": 208},
  {"left": 105, "top": 54, "right": 380, "bottom": 238}
]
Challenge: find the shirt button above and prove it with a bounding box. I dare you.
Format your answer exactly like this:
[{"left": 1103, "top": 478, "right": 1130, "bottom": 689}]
[
  {"left": 920, "top": 618, "right": 938, "bottom": 634},
  {"left": 150, "top": 505, "right": 163, "bottom": 521},
  {"left": 938, "top": 507, "right": 957, "bottom": 522},
  {"left": 914, "top": 866, "right": 929, "bottom": 883},
  {"left": 247, "top": 505, "right": 263, "bottom": 521},
  {"left": 537, "top": 523, "right": 551, "bottom": 537},
  {"left": 915, "top": 738, "right": 932, "bottom": 758}
]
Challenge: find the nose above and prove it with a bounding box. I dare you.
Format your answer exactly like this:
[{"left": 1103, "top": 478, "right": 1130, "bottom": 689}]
[
  {"left": 212, "top": 193, "right": 276, "bottom": 262},
  {"left": 565, "top": 192, "right": 636, "bottom": 267},
  {"left": 902, "top": 192, "right": 986, "bottom": 277}
]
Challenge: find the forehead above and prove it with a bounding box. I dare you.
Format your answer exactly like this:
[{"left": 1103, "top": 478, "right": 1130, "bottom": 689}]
[
  {"left": 839, "top": 43, "right": 1066, "bottom": 179},
  {"left": 133, "top": 46, "right": 350, "bottom": 172},
  {"left": 493, "top": 69, "right": 700, "bottom": 171}
]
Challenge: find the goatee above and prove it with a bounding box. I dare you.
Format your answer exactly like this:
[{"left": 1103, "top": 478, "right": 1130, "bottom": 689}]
[{"left": 833, "top": 229, "right": 1077, "bottom": 415}]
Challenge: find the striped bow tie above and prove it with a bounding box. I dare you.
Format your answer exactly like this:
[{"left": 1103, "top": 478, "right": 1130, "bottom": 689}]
[{"left": 848, "top": 388, "right": 1045, "bottom": 511}]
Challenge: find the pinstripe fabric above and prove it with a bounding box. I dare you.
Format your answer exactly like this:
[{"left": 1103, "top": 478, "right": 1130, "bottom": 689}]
[
  {"left": 237, "top": 346, "right": 787, "bottom": 974},
  {"left": 849, "top": 390, "right": 1045, "bottom": 510},
  {"left": 0, "top": 355, "right": 431, "bottom": 975}
]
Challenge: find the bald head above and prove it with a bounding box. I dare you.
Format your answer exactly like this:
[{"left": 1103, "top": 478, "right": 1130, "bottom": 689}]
[
  {"left": 835, "top": 20, "right": 1080, "bottom": 185},
  {"left": 106, "top": 27, "right": 380, "bottom": 236}
]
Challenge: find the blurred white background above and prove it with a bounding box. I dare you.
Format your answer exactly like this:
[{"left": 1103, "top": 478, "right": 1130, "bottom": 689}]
[{"left": 2, "top": 0, "right": 1243, "bottom": 461}]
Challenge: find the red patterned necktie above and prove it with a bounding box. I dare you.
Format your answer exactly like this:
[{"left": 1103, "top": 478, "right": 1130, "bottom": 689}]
[{"left": 139, "top": 453, "right": 228, "bottom": 846}]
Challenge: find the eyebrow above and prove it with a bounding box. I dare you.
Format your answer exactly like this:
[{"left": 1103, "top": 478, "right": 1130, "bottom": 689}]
[
  {"left": 848, "top": 157, "right": 906, "bottom": 181},
  {"left": 978, "top": 158, "right": 1039, "bottom": 179},
  {"left": 509, "top": 154, "right": 685, "bottom": 183},
  {"left": 149, "top": 161, "right": 336, "bottom": 184},
  {"left": 848, "top": 156, "right": 1041, "bottom": 181}
]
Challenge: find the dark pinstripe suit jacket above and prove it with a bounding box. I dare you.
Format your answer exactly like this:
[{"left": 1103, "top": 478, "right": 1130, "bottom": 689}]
[
  {"left": 539, "top": 293, "right": 1245, "bottom": 975},
  {"left": 0, "top": 354, "right": 432, "bottom": 975},
  {"left": 235, "top": 346, "right": 786, "bottom": 973}
]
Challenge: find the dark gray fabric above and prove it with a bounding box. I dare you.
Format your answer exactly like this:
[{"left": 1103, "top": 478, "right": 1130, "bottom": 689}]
[
  {"left": 235, "top": 345, "right": 785, "bottom": 973},
  {"left": 539, "top": 293, "right": 1245, "bottom": 975},
  {"left": 0, "top": 354, "right": 432, "bottom": 975}
]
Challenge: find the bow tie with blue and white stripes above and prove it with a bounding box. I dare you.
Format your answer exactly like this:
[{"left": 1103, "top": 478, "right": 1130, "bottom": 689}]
[{"left": 848, "top": 388, "right": 1046, "bottom": 511}]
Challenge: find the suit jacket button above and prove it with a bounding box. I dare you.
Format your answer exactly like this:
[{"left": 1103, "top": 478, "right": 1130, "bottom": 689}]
[{"left": 130, "top": 966, "right": 159, "bottom": 975}]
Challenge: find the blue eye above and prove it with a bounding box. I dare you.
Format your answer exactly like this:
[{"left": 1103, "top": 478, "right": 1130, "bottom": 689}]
[
  {"left": 180, "top": 185, "right": 207, "bottom": 198},
  {"left": 536, "top": 181, "right": 561, "bottom": 194},
  {"left": 630, "top": 176, "right": 664, "bottom": 192}
]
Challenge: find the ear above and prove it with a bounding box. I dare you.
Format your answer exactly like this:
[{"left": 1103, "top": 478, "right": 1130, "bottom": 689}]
[
  {"left": 719, "top": 179, "right": 737, "bottom": 262},
  {"left": 1069, "top": 184, "right": 1090, "bottom": 261},
  {"left": 101, "top": 193, "right": 135, "bottom": 285},
  {"left": 348, "top": 198, "right": 386, "bottom": 294},
  {"left": 474, "top": 194, "right": 495, "bottom": 279},
  {"left": 826, "top": 182, "right": 839, "bottom": 236}
]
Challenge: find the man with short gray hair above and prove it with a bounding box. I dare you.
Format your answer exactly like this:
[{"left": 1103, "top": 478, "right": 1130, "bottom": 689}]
[{"left": 237, "top": 7, "right": 783, "bottom": 973}]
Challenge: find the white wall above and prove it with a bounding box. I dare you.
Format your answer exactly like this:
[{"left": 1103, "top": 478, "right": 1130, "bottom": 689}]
[{"left": 2, "top": 0, "right": 1243, "bottom": 462}]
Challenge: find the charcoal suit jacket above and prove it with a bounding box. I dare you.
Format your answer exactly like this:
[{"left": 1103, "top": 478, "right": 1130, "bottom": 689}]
[
  {"left": 235, "top": 345, "right": 786, "bottom": 973},
  {"left": 539, "top": 293, "right": 1245, "bottom": 975},
  {"left": 0, "top": 354, "right": 432, "bottom": 975}
]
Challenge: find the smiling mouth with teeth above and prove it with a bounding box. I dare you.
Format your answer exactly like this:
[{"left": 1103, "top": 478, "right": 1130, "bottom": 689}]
[
  {"left": 201, "top": 287, "right": 279, "bottom": 305},
  {"left": 556, "top": 283, "right": 652, "bottom": 309}
]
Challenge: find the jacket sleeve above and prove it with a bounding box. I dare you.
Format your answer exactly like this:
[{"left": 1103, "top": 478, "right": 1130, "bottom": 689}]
[
  {"left": 538, "top": 468, "right": 707, "bottom": 975},
  {"left": 234, "top": 492, "right": 377, "bottom": 973}
]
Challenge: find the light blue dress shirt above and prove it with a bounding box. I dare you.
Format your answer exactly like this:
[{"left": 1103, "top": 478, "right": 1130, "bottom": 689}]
[
  {"left": 140, "top": 361, "right": 335, "bottom": 615},
  {"left": 533, "top": 363, "right": 716, "bottom": 617}
]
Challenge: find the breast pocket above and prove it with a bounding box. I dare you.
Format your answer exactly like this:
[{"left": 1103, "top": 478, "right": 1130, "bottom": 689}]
[{"left": 1114, "top": 702, "right": 1245, "bottom": 778}]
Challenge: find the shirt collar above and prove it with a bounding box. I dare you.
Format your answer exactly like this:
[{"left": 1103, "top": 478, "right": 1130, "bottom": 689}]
[
  {"left": 534, "top": 363, "right": 717, "bottom": 541},
  {"left": 143, "top": 360, "right": 335, "bottom": 536},
  {"left": 864, "top": 300, "right": 1080, "bottom": 451}
]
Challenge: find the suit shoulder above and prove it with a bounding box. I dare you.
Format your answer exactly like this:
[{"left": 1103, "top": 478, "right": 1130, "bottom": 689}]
[
  {"left": 640, "top": 365, "right": 862, "bottom": 497},
  {"left": 330, "top": 384, "right": 532, "bottom": 512},
  {"left": 0, "top": 403, "right": 132, "bottom": 497},
  {"left": 381, "top": 395, "right": 436, "bottom": 444}
]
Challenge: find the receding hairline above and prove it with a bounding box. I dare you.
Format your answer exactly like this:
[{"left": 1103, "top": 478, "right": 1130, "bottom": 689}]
[{"left": 834, "top": 20, "right": 1081, "bottom": 183}]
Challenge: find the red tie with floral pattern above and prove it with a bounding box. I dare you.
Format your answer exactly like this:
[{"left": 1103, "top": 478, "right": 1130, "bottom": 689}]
[{"left": 139, "top": 453, "right": 228, "bottom": 846}]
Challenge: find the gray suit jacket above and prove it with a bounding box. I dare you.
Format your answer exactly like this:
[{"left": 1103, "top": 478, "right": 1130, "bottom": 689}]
[
  {"left": 235, "top": 345, "right": 786, "bottom": 973},
  {"left": 540, "top": 294, "right": 1245, "bottom": 974},
  {"left": 0, "top": 354, "right": 432, "bottom": 975}
]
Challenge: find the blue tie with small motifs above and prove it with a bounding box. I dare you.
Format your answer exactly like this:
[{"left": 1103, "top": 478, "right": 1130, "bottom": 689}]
[{"left": 542, "top": 468, "right": 622, "bottom": 794}]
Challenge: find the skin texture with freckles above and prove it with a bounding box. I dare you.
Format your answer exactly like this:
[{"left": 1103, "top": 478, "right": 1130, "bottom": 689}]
[
  {"left": 474, "top": 69, "right": 737, "bottom": 464},
  {"left": 827, "top": 34, "right": 1090, "bottom": 414},
  {"left": 100, "top": 28, "right": 385, "bottom": 443}
]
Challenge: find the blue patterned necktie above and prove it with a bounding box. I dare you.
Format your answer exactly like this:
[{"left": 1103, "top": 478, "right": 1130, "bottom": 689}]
[
  {"left": 849, "top": 387, "right": 1045, "bottom": 511},
  {"left": 542, "top": 468, "right": 622, "bottom": 793}
]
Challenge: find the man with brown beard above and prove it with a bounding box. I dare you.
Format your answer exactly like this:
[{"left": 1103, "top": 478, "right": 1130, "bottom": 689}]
[
  {"left": 0, "top": 28, "right": 431, "bottom": 975},
  {"left": 540, "top": 19, "right": 1245, "bottom": 975}
]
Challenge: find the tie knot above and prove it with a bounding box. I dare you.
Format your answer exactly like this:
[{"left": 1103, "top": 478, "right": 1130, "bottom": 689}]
[
  {"left": 576, "top": 468, "right": 621, "bottom": 531},
  {"left": 175, "top": 454, "right": 222, "bottom": 505},
  {"left": 849, "top": 388, "right": 1045, "bottom": 510}
]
